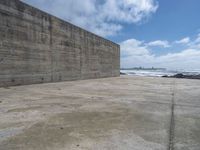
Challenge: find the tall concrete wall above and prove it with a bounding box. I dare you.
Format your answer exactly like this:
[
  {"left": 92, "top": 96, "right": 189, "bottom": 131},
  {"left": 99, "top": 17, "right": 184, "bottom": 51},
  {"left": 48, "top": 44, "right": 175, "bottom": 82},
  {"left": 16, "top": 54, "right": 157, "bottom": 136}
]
[{"left": 0, "top": 0, "right": 120, "bottom": 87}]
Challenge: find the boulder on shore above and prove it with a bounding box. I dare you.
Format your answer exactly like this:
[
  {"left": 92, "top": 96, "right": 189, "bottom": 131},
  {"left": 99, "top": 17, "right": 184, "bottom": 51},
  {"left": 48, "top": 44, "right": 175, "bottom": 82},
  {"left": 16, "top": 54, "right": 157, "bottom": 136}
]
[{"left": 162, "top": 73, "right": 200, "bottom": 80}]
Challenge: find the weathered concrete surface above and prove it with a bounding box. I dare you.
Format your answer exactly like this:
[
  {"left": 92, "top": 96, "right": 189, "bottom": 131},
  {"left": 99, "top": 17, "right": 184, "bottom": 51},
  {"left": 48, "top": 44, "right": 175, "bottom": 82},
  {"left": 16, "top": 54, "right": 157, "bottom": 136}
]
[
  {"left": 0, "top": 0, "right": 120, "bottom": 87},
  {"left": 0, "top": 76, "right": 200, "bottom": 150}
]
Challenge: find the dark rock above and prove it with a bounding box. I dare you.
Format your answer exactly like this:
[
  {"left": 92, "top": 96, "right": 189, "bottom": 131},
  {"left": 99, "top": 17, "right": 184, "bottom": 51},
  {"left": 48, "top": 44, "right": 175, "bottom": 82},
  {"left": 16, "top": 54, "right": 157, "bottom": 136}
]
[
  {"left": 174, "top": 73, "right": 184, "bottom": 78},
  {"left": 120, "top": 72, "right": 127, "bottom": 75},
  {"left": 162, "top": 75, "right": 168, "bottom": 77},
  {"left": 162, "top": 73, "right": 200, "bottom": 80}
]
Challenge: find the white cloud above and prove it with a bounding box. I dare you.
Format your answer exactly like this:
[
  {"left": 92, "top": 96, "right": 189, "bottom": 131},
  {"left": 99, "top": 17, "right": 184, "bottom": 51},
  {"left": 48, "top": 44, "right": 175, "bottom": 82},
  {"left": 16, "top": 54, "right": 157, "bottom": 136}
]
[
  {"left": 188, "top": 33, "right": 200, "bottom": 49},
  {"left": 121, "top": 39, "right": 149, "bottom": 57},
  {"left": 155, "top": 49, "right": 200, "bottom": 69},
  {"left": 121, "top": 39, "right": 154, "bottom": 67},
  {"left": 121, "top": 37, "right": 200, "bottom": 70},
  {"left": 102, "top": 0, "right": 158, "bottom": 23},
  {"left": 195, "top": 33, "right": 200, "bottom": 43},
  {"left": 147, "top": 40, "right": 170, "bottom": 48},
  {"left": 175, "top": 37, "right": 190, "bottom": 44},
  {"left": 22, "top": 0, "right": 158, "bottom": 37}
]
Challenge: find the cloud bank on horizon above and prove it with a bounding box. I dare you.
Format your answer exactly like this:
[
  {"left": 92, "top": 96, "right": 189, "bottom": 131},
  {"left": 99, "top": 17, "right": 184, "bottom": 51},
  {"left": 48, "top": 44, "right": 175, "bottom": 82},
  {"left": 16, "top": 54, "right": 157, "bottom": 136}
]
[
  {"left": 23, "top": 0, "right": 200, "bottom": 70},
  {"left": 121, "top": 34, "right": 200, "bottom": 70}
]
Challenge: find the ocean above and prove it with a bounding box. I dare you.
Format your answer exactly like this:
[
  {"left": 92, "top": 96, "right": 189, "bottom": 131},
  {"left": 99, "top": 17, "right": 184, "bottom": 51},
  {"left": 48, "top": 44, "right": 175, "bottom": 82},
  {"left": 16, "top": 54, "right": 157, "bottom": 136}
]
[{"left": 120, "top": 69, "right": 200, "bottom": 77}]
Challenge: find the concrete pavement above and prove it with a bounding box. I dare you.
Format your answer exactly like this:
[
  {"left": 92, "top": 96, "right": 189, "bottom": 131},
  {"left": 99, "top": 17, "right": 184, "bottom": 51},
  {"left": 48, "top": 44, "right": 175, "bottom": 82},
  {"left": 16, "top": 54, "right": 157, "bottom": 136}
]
[{"left": 0, "top": 76, "right": 200, "bottom": 150}]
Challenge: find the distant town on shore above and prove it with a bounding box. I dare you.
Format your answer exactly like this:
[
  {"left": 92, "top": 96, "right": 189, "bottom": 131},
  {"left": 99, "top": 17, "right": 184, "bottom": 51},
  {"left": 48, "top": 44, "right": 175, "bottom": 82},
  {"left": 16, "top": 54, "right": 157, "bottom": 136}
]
[{"left": 121, "top": 67, "right": 166, "bottom": 70}]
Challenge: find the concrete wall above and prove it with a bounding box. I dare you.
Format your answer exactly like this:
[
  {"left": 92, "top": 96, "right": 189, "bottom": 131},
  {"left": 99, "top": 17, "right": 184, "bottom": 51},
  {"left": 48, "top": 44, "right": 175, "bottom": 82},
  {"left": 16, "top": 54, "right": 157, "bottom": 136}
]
[{"left": 0, "top": 0, "right": 120, "bottom": 87}]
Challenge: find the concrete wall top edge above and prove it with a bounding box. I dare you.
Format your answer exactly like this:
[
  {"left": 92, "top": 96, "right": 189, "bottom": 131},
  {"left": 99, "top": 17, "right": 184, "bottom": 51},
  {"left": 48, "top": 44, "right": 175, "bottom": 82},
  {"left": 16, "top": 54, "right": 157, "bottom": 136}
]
[{"left": 12, "top": 0, "right": 120, "bottom": 48}]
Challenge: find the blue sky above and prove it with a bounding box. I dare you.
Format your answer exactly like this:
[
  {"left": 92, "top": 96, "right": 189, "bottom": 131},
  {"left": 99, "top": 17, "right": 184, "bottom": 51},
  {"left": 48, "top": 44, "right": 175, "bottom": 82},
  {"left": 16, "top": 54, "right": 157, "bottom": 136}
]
[
  {"left": 113, "top": 0, "right": 200, "bottom": 42},
  {"left": 23, "top": 0, "right": 200, "bottom": 70}
]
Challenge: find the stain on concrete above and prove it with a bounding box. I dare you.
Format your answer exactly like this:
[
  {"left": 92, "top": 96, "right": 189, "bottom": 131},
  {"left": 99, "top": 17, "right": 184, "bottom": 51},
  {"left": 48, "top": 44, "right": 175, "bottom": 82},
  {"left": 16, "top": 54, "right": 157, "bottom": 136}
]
[{"left": 1, "top": 103, "right": 170, "bottom": 150}]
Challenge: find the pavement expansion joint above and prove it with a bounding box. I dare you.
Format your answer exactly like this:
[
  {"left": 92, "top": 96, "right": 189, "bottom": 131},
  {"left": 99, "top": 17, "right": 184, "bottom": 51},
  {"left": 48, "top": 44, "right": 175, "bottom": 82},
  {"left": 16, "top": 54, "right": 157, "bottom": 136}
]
[{"left": 168, "top": 80, "right": 176, "bottom": 150}]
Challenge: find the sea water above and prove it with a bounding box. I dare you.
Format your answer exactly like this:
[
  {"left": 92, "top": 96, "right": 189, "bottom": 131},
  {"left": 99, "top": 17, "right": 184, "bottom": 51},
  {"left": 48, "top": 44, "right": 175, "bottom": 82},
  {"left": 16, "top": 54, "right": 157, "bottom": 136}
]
[{"left": 120, "top": 69, "right": 200, "bottom": 77}]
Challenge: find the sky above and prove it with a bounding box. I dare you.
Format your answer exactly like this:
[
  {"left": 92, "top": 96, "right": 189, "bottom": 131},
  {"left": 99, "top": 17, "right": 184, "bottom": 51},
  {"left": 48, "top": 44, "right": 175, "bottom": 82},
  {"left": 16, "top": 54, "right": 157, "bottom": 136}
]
[{"left": 22, "top": 0, "right": 200, "bottom": 70}]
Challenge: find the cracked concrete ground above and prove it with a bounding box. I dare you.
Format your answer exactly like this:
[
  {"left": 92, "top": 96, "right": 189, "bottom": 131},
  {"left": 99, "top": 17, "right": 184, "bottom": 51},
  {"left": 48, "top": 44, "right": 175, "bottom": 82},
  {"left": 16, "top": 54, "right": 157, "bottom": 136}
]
[{"left": 0, "top": 76, "right": 200, "bottom": 150}]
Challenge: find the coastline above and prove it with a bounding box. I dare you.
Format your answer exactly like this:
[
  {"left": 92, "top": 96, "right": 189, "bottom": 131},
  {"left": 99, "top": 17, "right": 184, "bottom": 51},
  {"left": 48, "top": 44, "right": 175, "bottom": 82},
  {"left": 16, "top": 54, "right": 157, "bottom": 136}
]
[{"left": 120, "top": 69, "right": 200, "bottom": 80}]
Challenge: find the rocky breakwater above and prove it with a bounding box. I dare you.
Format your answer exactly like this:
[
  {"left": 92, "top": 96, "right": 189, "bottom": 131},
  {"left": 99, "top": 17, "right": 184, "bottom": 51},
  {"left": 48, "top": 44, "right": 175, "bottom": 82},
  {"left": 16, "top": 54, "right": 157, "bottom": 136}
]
[{"left": 163, "top": 73, "right": 200, "bottom": 80}]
